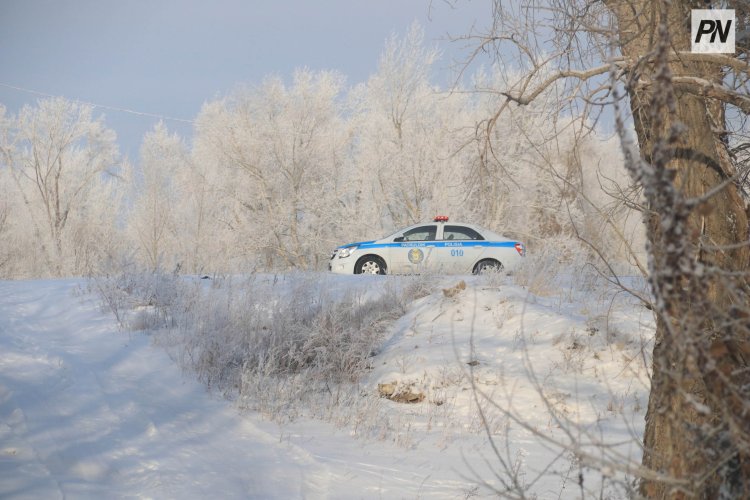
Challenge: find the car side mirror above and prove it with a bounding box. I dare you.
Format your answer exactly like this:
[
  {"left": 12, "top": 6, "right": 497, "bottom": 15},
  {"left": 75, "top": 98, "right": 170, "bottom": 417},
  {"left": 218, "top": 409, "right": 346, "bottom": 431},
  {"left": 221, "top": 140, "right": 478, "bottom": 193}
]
[{"left": 394, "top": 236, "right": 404, "bottom": 242}]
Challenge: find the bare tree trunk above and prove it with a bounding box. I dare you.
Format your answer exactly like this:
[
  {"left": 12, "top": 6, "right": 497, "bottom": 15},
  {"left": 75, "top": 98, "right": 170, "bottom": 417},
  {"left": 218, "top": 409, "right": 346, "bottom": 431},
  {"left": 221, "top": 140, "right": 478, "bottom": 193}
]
[{"left": 610, "top": 1, "right": 750, "bottom": 496}]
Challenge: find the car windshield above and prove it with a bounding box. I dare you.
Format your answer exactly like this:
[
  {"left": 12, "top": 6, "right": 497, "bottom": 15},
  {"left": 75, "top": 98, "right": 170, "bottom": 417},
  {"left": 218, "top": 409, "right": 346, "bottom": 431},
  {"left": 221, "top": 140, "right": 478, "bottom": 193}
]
[{"left": 380, "top": 228, "right": 403, "bottom": 240}]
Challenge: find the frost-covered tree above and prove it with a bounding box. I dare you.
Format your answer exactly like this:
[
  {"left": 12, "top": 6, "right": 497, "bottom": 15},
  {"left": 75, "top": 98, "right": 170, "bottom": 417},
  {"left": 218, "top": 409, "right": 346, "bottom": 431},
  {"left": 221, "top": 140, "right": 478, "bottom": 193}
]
[
  {"left": 173, "top": 145, "right": 216, "bottom": 275},
  {"left": 182, "top": 24, "right": 630, "bottom": 273},
  {"left": 353, "top": 23, "right": 472, "bottom": 230},
  {"left": 0, "top": 197, "right": 11, "bottom": 275},
  {"left": 462, "top": 0, "right": 750, "bottom": 495},
  {"left": 454, "top": 66, "right": 642, "bottom": 269},
  {"left": 0, "top": 98, "right": 121, "bottom": 277},
  {"left": 193, "top": 69, "right": 350, "bottom": 270},
  {"left": 128, "top": 122, "right": 186, "bottom": 271}
]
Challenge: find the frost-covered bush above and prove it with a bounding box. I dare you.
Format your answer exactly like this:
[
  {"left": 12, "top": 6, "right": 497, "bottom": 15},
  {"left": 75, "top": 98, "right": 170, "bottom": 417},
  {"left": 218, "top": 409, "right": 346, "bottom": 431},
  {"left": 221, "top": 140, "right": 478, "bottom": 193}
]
[
  {"left": 175, "top": 278, "right": 411, "bottom": 411},
  {"left": 95, "top": 270, "right": 425, "bottom": 420},
  {"left": 91, "top": 261, "right": 181, "bottom": 329}
]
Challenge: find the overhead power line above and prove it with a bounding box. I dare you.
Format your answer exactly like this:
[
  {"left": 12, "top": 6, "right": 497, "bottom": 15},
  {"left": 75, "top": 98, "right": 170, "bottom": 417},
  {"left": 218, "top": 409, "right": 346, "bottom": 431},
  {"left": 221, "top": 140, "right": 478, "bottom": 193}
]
[{"left": 0, "top": 82, "right": 194, "bottom": 124}]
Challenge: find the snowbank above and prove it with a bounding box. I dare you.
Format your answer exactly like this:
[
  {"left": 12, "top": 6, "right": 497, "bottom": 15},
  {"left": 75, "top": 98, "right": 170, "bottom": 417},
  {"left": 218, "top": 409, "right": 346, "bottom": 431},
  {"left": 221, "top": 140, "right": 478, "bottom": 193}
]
[{"left": 0, "top": 272, "right": 654, "bottom": 498}]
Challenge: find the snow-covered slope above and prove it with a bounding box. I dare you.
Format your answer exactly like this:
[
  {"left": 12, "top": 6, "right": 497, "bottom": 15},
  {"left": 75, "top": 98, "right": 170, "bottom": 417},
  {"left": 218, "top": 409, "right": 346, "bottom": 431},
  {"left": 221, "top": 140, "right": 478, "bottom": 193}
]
[
  {"left": 363, "top": 277, "right": 653, "bottom": 496},
  {"left": 0, "top": 280, "right": 331, "bottom": 499},
  {"left": 0, "top": 275, "right": 653, "bottom": 498}
]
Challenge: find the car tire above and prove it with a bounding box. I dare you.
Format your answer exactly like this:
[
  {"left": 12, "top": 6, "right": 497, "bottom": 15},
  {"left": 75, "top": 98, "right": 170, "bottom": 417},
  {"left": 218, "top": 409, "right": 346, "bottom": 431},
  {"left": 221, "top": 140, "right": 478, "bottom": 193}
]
[
  {"left": 355, "top": 255, "right": 386, "bottom": 275},
  {"left": 474, "top": 259, "right": 503, "bottom": 275}
]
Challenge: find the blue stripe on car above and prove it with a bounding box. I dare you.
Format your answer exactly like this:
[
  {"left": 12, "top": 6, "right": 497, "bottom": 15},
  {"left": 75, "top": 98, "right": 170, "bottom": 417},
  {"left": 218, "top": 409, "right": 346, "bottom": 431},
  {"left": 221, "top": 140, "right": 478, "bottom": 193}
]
[
  {"left": 353, "top": 241, "right": 518, "bottom": 249},
  {"left": 337, "top": 240, "right": 376, "bottom": 249}
]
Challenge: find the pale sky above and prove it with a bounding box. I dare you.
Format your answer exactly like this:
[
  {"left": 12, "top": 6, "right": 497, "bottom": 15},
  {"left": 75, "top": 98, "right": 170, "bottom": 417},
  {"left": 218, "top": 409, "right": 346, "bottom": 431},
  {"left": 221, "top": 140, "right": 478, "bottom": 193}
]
[{"left": 0, "top": 0, "right": 490, "bottom": 159}]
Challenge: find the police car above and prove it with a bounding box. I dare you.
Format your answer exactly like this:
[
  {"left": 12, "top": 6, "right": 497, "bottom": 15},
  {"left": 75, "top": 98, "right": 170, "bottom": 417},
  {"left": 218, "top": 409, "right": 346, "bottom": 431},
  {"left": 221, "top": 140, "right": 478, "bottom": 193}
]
[{"left": 329, "top": 216, "right": 525, "bottom": 275}]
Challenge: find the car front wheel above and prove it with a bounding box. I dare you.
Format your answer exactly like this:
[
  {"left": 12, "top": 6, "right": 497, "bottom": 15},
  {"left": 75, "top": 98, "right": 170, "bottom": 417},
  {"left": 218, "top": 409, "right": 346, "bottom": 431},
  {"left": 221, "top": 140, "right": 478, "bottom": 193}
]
[{"left": 355, "top": 256, "right": 386, "bottom": 275}]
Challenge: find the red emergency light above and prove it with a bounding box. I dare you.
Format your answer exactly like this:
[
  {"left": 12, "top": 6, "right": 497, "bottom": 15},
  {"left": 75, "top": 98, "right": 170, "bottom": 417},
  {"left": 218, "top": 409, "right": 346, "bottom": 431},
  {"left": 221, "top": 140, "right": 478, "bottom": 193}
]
[{"left": 433, "top": 215, "right": 449, "bottom": 222}]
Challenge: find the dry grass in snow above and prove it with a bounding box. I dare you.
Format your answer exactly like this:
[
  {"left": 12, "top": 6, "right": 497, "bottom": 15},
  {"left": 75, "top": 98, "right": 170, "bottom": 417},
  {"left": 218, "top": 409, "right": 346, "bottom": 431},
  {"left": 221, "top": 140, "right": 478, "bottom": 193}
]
[{"left": 91, "top": 266, "right": 654, "bottom": 498}]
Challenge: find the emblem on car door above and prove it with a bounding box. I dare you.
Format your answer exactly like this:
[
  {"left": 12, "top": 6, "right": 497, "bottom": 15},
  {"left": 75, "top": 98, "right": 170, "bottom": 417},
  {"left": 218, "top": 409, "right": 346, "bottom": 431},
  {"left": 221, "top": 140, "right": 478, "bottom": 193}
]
[{"left": 408, "top": 248, "right": 424, "bottom": 264}]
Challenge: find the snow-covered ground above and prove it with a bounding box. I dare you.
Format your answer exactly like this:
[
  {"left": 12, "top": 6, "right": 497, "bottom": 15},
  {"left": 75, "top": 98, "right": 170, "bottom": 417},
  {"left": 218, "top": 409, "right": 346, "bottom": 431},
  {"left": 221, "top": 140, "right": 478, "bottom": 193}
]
[
  {"left": 0, "top": 279, "right": 336, "bottom": 499},
  {"left": 0, "top": 273, "right": 654, "bottom": 499}
]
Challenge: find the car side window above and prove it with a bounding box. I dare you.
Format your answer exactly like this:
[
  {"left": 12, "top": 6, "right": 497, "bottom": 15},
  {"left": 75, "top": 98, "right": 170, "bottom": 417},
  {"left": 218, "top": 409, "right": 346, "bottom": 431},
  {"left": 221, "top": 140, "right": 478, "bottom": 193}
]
[
  {"left": 402, "top": 225, "right": 437, "bottom": 241},
  {"left": 443, "top": 225, "right": 484, "bottom": 240}
]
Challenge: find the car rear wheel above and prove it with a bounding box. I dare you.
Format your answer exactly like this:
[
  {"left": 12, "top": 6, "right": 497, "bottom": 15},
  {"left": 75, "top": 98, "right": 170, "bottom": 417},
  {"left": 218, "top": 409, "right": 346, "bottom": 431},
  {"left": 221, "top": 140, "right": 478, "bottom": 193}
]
[
  {"left": 355, "top": 255, "right": 386, "bottom": 275},
  {"left": 474, "top": 259, "right": 503, "bottom": 275}
]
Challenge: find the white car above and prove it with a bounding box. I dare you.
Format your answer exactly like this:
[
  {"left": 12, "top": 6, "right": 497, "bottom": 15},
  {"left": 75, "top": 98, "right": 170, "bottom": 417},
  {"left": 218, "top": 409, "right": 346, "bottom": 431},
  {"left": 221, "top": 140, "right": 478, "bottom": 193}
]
[{"left": 329, "top": 216, "right": 525, "bottom": 275}]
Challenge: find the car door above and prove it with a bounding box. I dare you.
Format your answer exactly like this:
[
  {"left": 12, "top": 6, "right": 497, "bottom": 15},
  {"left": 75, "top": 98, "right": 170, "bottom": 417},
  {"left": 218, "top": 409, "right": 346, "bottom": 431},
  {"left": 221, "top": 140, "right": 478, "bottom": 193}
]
[
  {"left": 390, "top": 225, "right": 438, "bottom": 274},
  {"left": 435, "top": 225, "right": 486, "bottom": 273}
]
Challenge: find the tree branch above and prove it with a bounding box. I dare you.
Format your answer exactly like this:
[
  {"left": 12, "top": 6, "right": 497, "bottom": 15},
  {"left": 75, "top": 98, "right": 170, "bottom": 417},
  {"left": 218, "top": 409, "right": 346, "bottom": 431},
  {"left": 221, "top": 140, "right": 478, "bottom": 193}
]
[{"left": 501, "top": 61, "right": 625, "bottom": 105}]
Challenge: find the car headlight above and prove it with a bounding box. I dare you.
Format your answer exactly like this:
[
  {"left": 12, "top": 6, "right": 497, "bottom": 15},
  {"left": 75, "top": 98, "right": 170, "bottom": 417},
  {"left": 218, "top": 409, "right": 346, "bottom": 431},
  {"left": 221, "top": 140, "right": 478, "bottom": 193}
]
[{"left": 338, "top": 246, "right": 356, "bottom": 259}]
